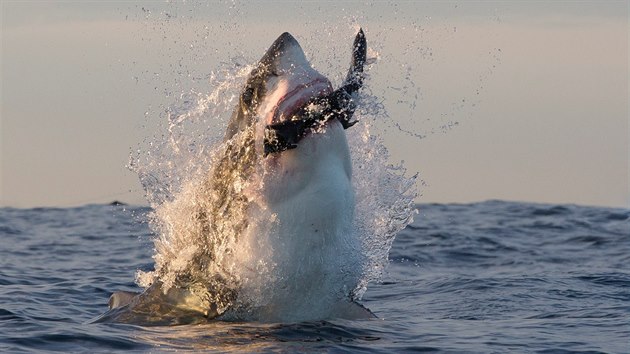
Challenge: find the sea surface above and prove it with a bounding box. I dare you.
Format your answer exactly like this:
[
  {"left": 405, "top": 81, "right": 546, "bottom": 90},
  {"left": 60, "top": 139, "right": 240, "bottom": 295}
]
[{"left": 0, "top": 201, "right": 628, "bottom": 353}]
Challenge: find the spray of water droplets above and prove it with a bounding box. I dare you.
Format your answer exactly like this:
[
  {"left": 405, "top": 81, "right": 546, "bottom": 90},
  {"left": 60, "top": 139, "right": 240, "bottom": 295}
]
[{"left": 128, "top": 47, "right": 417, "bottom": 315}]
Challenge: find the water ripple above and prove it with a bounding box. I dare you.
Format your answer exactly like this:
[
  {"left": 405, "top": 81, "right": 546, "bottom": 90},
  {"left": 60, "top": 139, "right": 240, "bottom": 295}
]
[{"left": 1, "top": 202, "right": 629, "bottom": 352}]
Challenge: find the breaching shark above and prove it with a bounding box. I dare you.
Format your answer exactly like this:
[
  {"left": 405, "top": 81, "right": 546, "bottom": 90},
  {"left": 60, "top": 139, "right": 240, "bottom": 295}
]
[{"left": 96, "top": 28, "right": 370, "bottom": 325}]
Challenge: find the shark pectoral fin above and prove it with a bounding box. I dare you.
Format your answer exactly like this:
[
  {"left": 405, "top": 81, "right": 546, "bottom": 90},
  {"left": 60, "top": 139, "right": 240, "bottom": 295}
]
[
  {"left": 98, "top": 284, "right": 225, "bottom": 325},
  {"left": 108, "top": 291, "right": 141, "bottom": 309},
  {"left": 333, "top": 300, "right": 377, "bottom": 320}
]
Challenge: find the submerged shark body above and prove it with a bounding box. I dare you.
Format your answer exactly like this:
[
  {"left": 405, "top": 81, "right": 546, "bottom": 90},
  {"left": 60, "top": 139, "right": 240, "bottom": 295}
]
[{"left": 97, "top": 29, "right": 369, "bottom": 325}]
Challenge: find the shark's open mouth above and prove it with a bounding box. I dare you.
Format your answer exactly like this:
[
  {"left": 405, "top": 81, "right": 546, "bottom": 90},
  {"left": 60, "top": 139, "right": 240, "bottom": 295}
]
[{"left": 271, "top": 77, "right": 333, "bottom": 124}]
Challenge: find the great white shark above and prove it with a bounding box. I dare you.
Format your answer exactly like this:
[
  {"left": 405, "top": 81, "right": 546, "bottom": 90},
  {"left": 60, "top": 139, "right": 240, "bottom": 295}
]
[{"left": 97, "top": 29, "right": 369, "bottom": 325}]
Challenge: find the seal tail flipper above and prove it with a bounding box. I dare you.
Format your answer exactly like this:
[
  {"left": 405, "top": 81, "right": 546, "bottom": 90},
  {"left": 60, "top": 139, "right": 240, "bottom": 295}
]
[
  {"left": 329, "top": 28, "right": 367, "bottom": 129},
  {"left": 344, "top": 28, "right": 367, "bottom": 93}
]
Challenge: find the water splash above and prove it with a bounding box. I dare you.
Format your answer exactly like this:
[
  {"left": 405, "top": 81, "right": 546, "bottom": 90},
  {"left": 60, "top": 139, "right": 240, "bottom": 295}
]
[
  {"left": 348, "top": 120, "right": 418, "bottom": 299},
  {"left": 129, "top": 47, "right": 417, "bottom": 317},
  {"left": 122, "top": 0, "right": 424, "bottom": 319}
]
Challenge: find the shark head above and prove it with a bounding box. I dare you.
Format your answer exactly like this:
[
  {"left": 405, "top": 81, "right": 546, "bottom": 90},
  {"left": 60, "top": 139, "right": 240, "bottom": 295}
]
[
  {"left": 225, "top": 30, "right": 366, "bottom": 154},
  {"left": 225, "top": 33, "right": 333, "bottom": 140},
  {"left": 255, "top": 33, "right": 334, "bottom": 126}
]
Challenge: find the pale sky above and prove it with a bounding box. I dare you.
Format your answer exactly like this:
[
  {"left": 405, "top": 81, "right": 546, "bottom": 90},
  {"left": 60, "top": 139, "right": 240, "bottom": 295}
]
[{"left": 1, "top": 1, "right": 628, "bottom": 208}]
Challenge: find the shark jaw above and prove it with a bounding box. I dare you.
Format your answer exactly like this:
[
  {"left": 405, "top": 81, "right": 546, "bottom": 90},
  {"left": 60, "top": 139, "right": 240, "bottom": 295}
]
[{"left": 268, "top": 77, "right": 332, "bottom": 125}]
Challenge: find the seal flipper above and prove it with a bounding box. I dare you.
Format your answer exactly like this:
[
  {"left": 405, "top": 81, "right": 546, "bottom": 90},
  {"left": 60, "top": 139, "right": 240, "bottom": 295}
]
[{"left": 264, "top": 119, "right": 305, "bottom": 155}]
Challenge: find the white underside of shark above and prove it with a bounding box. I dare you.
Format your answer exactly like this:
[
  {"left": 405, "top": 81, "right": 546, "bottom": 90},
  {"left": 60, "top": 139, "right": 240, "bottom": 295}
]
[{"left": 234, "top": 120, "right": 359, "bottom": 322}]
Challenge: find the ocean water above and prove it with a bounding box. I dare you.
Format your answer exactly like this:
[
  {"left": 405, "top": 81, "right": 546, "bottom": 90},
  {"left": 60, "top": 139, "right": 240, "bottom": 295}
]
[{"left": 1, "top": 201, "right": 628, "bottom": 353}]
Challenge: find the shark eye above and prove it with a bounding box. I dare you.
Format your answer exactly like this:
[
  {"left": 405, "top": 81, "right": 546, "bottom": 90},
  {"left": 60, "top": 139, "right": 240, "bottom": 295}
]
[{"left": 242, "top": 87, "right": 254, "bottom": 104}]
